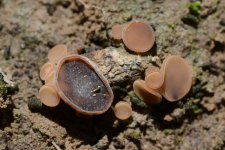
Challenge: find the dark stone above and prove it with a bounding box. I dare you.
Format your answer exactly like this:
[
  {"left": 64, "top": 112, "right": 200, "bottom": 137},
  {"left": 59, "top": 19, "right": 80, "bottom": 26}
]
[
  {"left": 46, "top": 3, "right": 56, "bottom": 16},
  {"left": 219, "top": 19, "right": 225, "bottom": 26},
  {"left": 181, "top": 14, "right": 200, "bottom": 27},
  {"left": 58, "top": 0, "right": 71, "bottom": 8},
  {"left": 28, "top": 97, "right": 42, "bottom": 112}
]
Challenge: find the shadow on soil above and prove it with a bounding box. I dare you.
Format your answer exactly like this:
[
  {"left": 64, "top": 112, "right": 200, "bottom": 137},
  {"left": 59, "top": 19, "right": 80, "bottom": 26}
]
[{"left": 40, "top": 100, "right": 120, "bottom": 145}]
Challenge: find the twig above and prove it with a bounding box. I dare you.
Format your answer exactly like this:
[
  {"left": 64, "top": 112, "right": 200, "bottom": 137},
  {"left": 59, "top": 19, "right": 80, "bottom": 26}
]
[{"left": 52, "top": 141, "right": 62, "bottom": 150}]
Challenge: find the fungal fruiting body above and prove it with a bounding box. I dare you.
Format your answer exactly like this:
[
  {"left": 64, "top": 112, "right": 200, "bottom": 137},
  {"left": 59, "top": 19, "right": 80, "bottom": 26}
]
[
  {"left": 145, "top": 71, "right": 163, "bottom": 90},
  {"left": 56, "top": 55, "right": 114, "bottom": 115},
  {"left": 160, "top": 55, "right": 192, "bottom": 102},
  {"left": 112, "top": 24, "right": 125, "bottom": 41},
  {"left": 112, "top": 21, "right": 155, "bottom": 53},
  {"left": 133, "top": 80, "right": 162, "bottom": 104},
  {"left": 113, "top": 101, "right": 132, "bottom": 120},
  {"left": 39, "top": 45, "right": 114, "bottom": 115},
  {"left": 133, "top": 55, "right": 192, "bottom": 103}
]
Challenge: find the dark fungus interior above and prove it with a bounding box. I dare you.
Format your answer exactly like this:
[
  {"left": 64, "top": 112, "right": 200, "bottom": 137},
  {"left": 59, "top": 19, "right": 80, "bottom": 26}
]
[{"left": 57, "top": 57, "right": 112, "bottom": 113}]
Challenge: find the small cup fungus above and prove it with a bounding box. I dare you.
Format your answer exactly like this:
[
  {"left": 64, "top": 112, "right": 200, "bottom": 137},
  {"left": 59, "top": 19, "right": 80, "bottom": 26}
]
[
  {"left": 40, "top": 62, "right": 54, "bottom": 81},
  {"left": 145, "top": 71, "right": 163, "bottom": 90},
  {"left": 113, "top": 101, "right": 132, "bottom": 120},
  {"left": 112, "top": 24, "right": 125, "bottom": 41},
  {"left": 112, "top": 21, "right": 155, "bottom": 53},
  {"left": 133, "top": 80, "right": 162, "bottom": 104},
  {"left": 133, "top": 55, "right": 192, "bottom": 103},
  {"left": 39, "top": 45, "right": 114, "bottom": 115},
  {"left": 48, "top": 44, "right": 68, "bottom": 64},
  {"left": 39, "top": 85, "right": 60, "bottom": 107}
]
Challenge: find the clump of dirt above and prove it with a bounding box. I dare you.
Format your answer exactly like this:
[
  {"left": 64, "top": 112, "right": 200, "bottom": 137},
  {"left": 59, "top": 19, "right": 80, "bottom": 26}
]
[{"left": 0, "top": 0, "right": 224, "bottom": 149}]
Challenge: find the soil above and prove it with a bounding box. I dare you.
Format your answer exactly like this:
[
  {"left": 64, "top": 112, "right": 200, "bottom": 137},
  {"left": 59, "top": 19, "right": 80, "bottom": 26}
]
[{"left": 0, "top": 0, "right": 224, "bottom": 150}]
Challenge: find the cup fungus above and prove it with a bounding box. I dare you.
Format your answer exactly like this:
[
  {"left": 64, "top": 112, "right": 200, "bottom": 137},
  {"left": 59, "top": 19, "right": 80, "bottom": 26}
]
[
  {"left": 122, "top": 21, "right": 155, "bottom": 53},
  {"left": 39, "top": 45, "right": 114, "bottom": 115},
  {"left": 56, "top": 55, "right": 114, "bottom": 115},
  {"left": 133, "top": 55, "right": 192, "bottom": 103},
  {"left": 113, "top": 101, "right": 132, "bottom": 120},
  {"left": 112, "top": 21, "right": 155, "bottom": 53},
  {"left": 48, "top": 44, "right": 68, "bottom": 64},
  {"left": 112, "top": 24, "right": 125, "bottom": 41},
  {"left": 39, "top": 85, "right": 60, "bottom": 107},
  {"left": 133, "top": 80, "right": 162, "bottom": 104},
  {"left": 160, "top": 55, "right": 192, "bottom": 102},
  {"left": 145, "top": 71, "right": 163, "bottom": 90},
  {"left": 40, "top": 62, "right": 54, "bottom": 81}
]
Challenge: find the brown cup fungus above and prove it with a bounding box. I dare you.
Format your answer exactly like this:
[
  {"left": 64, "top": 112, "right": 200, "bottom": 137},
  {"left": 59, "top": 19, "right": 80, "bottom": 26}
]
[
  {"left": 133, "top": 80, "right": 162, "bottom": 104},
  {"left": 145, "top": 71, "right": 163, "bottom": 90},
  {"left": 111, "top": 21, "right": 155, "bottom": 53},
  {"left": 39, "top": 45, "right": 114, "bottom": 115},
  {"left": 133, "top": 55, "right": 192, "bottom": 103},
  {"left": 39, "top": 85, "right": 60, "bottom": 107},
  {"left": 40, "top": 62, "right": 54, "bottom": 81},
  {"left": 112, "top": 24, "right": 125, "bottom": 41},
  {"left": 113, "top": 101, "right": 132, "bottom": 120},
  {"left": 48, "top": 44, "right": 68, "bottom": 64},
  {"left": 160, "top": 55, "right": 192, "bottom": 102}
]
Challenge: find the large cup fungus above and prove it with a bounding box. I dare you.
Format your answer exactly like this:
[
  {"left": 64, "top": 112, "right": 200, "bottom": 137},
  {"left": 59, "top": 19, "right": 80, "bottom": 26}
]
[
  {"left": 160, "top": 55, "right": 192, "bottom": 102},
  {"left": 39, "top": 45, "right": 114, "bottom": 115},
  {"left": 56, "top": 55, "right": 114, "bottom": 115},
  {"left": 112, "top": 21, "right": 155, "bottom": 53},
  {"left": 133, "top": 55, "right": 192, "bottom": 103}
]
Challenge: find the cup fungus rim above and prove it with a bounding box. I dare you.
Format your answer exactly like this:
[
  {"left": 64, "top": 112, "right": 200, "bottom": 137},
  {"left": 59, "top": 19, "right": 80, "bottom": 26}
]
[{"left": 55, "top": 55, "right": 114, "bottom": 115}]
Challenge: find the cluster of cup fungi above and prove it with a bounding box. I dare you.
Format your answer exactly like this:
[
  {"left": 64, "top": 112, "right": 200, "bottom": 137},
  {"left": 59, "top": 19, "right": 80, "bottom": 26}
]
[{"left": 39, "top": 21, "right": 192, "bottom": 120}]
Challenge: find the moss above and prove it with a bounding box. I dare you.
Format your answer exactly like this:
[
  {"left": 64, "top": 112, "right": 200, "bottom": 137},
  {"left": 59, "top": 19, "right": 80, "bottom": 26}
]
[
  {"left": 122, "top": 12, "right": 132, "bottom": 21},
  {"left": 182, "top": 1, "right": 201, "bottom": 27},
  {"left": 163, "top": 129, "right": 175, "bottom": 135},
  {"left": 168, "top": 23, "right": 176, "bottom": 30},
  {"left": 181, "top": 14, "right": 200, "bottom": 27},
  {"left": 0, "top": 73, "right": 7, "bottom": 97},
  {"left": 0, "top": 84, "right": 7, "bottom": 97},
  {"left": 128, "top": 91, "right": 148, "bottom": 108},
  {"left": 125, "top": 130, "right": 141, "bottom": 140},
  {"left": 188, "top": 1, "right": 201, "bottom": 16},
  {"left": 191, "top": 104, "right": 202, "bottom": 114}
]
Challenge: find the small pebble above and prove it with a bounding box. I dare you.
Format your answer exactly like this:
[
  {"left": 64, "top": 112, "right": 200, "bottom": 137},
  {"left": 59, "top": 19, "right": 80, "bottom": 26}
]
[
  {"left": 163, "top": 115, "right": 173, "bottom": 122},
  {"left": 28, "top": 97, "right": 42, "bottom": 112},
  {"left": 219, "top": 19, "right": 225, "bottom": 26}
]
